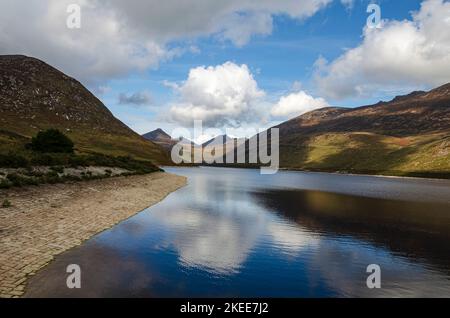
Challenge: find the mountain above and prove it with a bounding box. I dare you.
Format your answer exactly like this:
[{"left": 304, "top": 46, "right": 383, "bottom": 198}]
[
  {"left": 142, "top": 128, "right": 172, "bottom": 142},
  {"left": 274, "top": 83, "right": 450, "bottom": 177},
  {"left": 225, "top": 84, "right": 450, "bottom": 178},
  {"left": 277, "top": 84, "right": 450, "bottom": 137},
  {"left": 142, "top": 128, "right": 197, "bottom": 150},
  {"left": 142, "top": 128, "right": 175, "bottom": 151},
  {"left": 0, "top": 55, "right": 170, "bottom": 164}
]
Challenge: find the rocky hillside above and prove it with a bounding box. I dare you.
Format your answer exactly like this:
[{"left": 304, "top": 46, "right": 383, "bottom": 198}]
[
  {"left": 272, "top": 83, "right": 450, "bottom": 177},
  {"left": 0, "top": 55, "right": 169, "bottom": 164},
  {"left": 278, "top": 84, "right": 450, "bottom": 137}
]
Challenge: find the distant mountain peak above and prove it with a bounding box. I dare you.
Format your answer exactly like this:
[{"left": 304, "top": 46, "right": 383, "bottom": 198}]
[
  {"left": 154, "top": 128, "right": 169, "bottom": 135},
  {"left": 142, "top": 128, "right": 172, "bottom": 142},
  {"left": 142, "top": 128, "right": 197, "bottom": 152}
]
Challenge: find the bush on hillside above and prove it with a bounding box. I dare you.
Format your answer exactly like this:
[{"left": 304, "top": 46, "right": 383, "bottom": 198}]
[
  {"left": 0, "top": 153, "right": 29, "bottom": 168},
  {"left": 30, "top": 129, "right": 74, "bottom": 153}
]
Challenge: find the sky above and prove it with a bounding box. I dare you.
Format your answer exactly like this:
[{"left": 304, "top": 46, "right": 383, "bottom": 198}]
[{"left": 1, "top": 0, "right": 449, "bottom": 143}]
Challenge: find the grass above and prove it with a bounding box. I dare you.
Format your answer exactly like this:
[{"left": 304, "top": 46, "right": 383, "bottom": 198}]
[
  {"left": 0, "top": 151, "right": 161, "bottom": 172},
  {"left": 279, "top": 132, "right": 450, "bottom": 178},
  {"left": 0, "top": 166, "right": 157, "bottom": 189},
  {"left": 0, "top": 148, "right": 163, "bottom": 189}
]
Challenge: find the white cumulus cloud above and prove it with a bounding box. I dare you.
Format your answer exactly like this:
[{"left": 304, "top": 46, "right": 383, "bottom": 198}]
[
  {"left": 169, "top": 65, "right": 331, "bottom": 127},
  {"left": 271, "top": 91, "right": 329, "bottom": 118},
  {"left": 0, "top": 0, "right": 332, "bottom": 86},
  {"left": 169, "top": 62, "right": 266, "bottom": 127},
  {"left": 315, "top": 0, "right": 450, "bottom": 99}
]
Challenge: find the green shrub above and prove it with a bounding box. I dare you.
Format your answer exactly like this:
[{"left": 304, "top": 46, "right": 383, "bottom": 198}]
[
  {"left": 23, "top": 169, "right": 44, "bottom": 178},
  {"left": 50, "top": 166, "right": 64, "bottom": 174},
  {"left": 0, "top": 180, "right": 11, "bottom": 189},
  {"left": 6, "top": 173, "right": 22, "bottom": 186},
  {"left": 68, "top": 155, "right": 85, "bottom": 168},
  {"left": 0, "top": 148, "right": 160, "bottom": 187},
  {"left": 29, "top": 129, "right": 74, "bottom": 153},
  {"left": 63, "top": 175, "right": 82, "bottom": 182},
  {"left": 31, "top": 153, "right": 66, "bottom": 166},
  {"left": 1, "top": 199, "right": 11, "bottom": 208},
  {"left": 0, "top": 153, "right": 29, "bottom": 168},
  {"left": 43, "top": 171, "right": 61, "bottom": 184},
  {"left": 6, "top": 173, "right": 39, "bottom": 187}
]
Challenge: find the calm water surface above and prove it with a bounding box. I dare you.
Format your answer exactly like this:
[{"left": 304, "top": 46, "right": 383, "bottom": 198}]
[{"left": 25, "top": 167, "right": 450, "bottom": 297}]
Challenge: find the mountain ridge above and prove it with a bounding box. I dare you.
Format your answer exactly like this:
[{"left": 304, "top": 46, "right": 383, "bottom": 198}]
[
  {"left": 277, "top": 83, "right": 450, "bottom": 138},
  {"left": 271, "top": 83, "right": 450, "bottom": 177}
]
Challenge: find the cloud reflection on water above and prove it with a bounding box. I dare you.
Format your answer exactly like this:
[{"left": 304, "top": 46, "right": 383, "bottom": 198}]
[{"left": 24, "top": 167, "right": 450, "bottom": 297}]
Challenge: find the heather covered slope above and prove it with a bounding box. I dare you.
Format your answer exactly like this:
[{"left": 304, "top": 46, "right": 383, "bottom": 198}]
[
  {"left": 0, "top": 55, "right": 170, "bottom": 164},
  {"left": 274, "top": 84, "right": 450, "bottom": 177}
]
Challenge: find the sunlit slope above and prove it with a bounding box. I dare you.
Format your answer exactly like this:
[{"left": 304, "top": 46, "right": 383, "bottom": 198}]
[{"left": 279, "top": 132, "right": 449, "bottom": 177}]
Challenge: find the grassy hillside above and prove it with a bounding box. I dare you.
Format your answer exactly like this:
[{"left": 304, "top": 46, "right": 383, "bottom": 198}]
[
  {"left": 0, "top": 126, "right": 170, "bottom": 164},
  {"left": 279, "top": 132, "right": 449, "bottom": 178},
  {"left": 0, "top": 55, "right": 170, "bottom": 165}
]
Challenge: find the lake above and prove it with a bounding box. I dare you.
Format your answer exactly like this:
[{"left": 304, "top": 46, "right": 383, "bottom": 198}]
[{"left": 25, "top": 167, "right": 450, "bottom": 297}]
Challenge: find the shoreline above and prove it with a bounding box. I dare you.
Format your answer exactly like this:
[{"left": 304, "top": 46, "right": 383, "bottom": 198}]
[
  {"left": 277, "top": 168, "right": 450, "bottom": 182},
  {"left": 168, "top": 164, "right": 450, "bottom": 182},
  {"left": 0, "top": 172, "right": 187, "bottom": 298}
]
